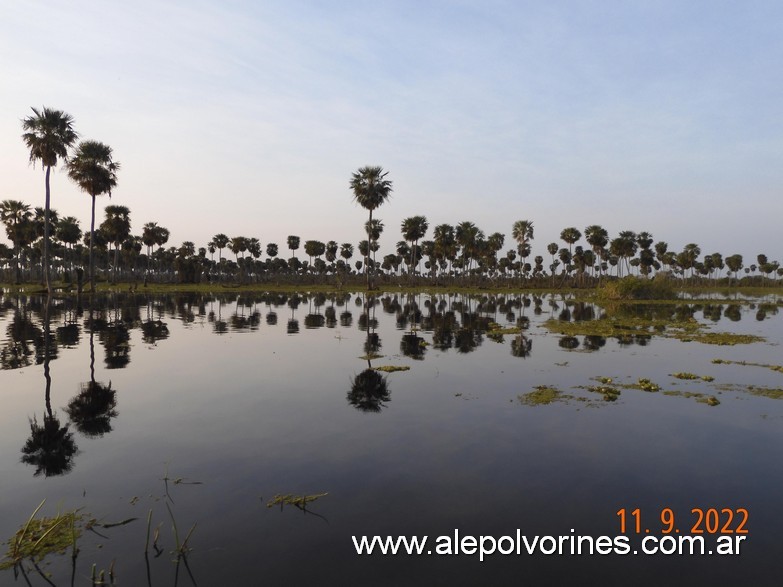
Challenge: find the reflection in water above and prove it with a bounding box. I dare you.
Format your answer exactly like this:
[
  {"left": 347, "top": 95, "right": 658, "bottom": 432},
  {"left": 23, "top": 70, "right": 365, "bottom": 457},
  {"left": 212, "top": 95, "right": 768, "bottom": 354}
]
[
  {"left": 400, "top": 333, "right": 425, "bottom": 360},
  {"left": 0, "top": 292, "right": 780, "bottom": 378},
  {"left": 20, "top": 299, "right": 78, "bottom": 477},
  {"left": 347, "top": 369, "right": 390, "bottom": 413},
  {"left": 349, "top": 295, "right": 390, "bottom": 413},
  {"left": 66, "top": 323, "right": 118, "bottom": 438},
  {"left": 511, "top": 334, "right": 533, "bottom": 358}
]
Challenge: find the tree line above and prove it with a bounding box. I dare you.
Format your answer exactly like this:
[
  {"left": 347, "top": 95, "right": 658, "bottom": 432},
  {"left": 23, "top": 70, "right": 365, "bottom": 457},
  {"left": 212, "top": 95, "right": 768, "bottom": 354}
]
[{"left": 3, "top": 110, "right": 781, "bottom": 289}]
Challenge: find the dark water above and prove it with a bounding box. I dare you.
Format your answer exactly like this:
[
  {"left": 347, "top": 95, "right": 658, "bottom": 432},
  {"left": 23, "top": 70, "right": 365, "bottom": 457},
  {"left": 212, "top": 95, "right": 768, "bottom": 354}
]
[{"left": 1, "top": 292, "right": 782, "bottom": 586}]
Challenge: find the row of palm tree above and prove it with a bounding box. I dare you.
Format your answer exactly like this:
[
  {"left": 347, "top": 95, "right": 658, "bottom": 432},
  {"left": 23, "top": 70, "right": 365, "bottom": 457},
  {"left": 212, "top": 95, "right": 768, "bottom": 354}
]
[
  {"left": 3, "top": 196, "right": 781, "bottom": 287},
  {"left": 7, "top": 123, "right": 781, "bottom": 289}
]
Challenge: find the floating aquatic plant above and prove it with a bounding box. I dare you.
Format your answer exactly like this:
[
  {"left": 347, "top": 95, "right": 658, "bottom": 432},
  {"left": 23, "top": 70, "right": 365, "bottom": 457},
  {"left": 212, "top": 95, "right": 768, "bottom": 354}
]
[
  {"left": 374, "top": 365, "right": 410, "bottom": 373},
  {"left": 637, "top": 378, "right": 660, "bottom": 392},
  {"left": 517, "top": 386, "right": 570, "bottom": 406},
  {"left": 586, "top": 385, "right": 621, "bottom": 402}
]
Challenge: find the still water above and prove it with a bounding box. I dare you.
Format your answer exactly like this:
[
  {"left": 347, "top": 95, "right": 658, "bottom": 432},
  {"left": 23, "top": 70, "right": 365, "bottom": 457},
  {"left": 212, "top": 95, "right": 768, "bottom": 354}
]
[{"left": 0, "top": 292, "right": 782, "bottom": 586}]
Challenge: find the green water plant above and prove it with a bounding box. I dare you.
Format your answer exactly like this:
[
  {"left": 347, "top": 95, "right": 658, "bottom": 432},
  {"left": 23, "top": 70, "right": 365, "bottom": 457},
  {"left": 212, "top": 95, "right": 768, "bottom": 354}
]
[
  {"left": 711, "top": 359, "right": 783, "bottom": 373},
  {"left": 0, "top": 499, "right": 83, "bottom": 581},
  {"left": 517, "top": 386, "right": 571, "bottom": 406},
  {"left": 587, "top": 385, "right": 621, "bottom": 401},
  {"left": 637, "top": 378, "right": 660, "bottom": 392}
]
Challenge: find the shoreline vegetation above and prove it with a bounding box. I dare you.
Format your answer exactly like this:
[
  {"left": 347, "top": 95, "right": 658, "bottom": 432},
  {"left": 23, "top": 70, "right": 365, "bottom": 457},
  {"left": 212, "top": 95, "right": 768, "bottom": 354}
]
[{"left": 1, "top": 277, "right": 781, "bottom": 302}]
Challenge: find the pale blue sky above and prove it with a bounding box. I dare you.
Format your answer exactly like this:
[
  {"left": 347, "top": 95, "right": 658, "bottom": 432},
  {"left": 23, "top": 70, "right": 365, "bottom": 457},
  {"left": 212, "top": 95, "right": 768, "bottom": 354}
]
[{"left": 1, "top": 0, "right": 781, "bottom": 262}]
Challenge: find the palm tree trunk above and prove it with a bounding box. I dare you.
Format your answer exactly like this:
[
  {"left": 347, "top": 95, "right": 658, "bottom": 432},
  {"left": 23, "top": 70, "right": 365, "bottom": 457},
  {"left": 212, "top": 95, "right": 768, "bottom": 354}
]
[
  {"left": 366, "top": 210, "right": 372, "bottom": 290},
  {"left": 89, "top": 193, "right": 96, "bottom": 293},
  {"left": 44, "top": 166, "right": 52, "bottom": 296}
]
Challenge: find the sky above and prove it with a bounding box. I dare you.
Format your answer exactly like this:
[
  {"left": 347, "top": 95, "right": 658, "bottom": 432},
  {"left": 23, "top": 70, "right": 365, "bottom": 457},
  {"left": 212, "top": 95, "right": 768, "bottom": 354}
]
[{"left": 1, "top": 0, "right": 781, "bottom": 263}]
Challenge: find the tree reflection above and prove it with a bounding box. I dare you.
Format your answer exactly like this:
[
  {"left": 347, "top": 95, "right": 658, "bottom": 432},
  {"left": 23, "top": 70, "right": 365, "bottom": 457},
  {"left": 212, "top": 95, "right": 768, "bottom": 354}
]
[
  {"left": 347, "top": 369, "right": 390, "bottom": 413},
  {"left": 510, "top": 334, "right": 532, "bottom": 358},
  {"left": 21, "top": 298, "right": 77, "bottom": 477},
  {"left": 66, "top": 381, "right": 117, "bottom": 437},
  {"left": 66, "top": 320, "right": 118, "bottom": 437},
  {"left": 100, "top": 322, "right": 130, "bottom": 369},
  {"left": 348, "top": 295, "right": 390, "bottom": 413},
  {"left": 1, "top": 306, "right": 42, "bottom": 370},
  {"left": 400, "top": 333, "right": 426, "bottom": 360},
  {"left": 141, "top": 318, "right": 170, "bottom": 344}
]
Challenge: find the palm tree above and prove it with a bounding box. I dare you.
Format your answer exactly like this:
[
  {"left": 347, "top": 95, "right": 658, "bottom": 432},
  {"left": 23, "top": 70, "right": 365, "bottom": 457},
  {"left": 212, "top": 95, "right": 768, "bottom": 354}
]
[
  {"left": 401, "top": 215, "right": 428, "bottom": 275},
  {"left": 287, "top": 235, "right": 300, "bottom": 259},
  {"left": 55, "top": 215, "right": 82, "bottom": 273},
  {"left": 584, "top": 225, "right": 608, "bottom": 278},
  {"left": 211, "top": 233, "right": 229, "bottom": 262},
  {"left": 455, "top": 221, "right": 484, "bottom": 275},
  {"left": 340, "top": 242, "right": 354, "bottom": 265},
  {"left": 725, "top": 254, "right": 743, "bottom": 286},
  {"left": 511, "top": 220, "right": 534, "bottom": 254},
  {"left": 350, "top": 166, "right": 392, "bottom": 289},
  {"left": 66, "top": 141, "right": 119, "bottom": 293},
  {"left": 0, "top": 199, "right": 32, "bottom": 283},
  {"left": 560, "top": 227, "right": 582, "bottom": 257},
  {"left": 433, "top": 224, "right": 456, "bottom": 276},
  {"left": 22, "top": 107, "right": 79, "bottom": 295},
  {"left": 100, "top": 205, "right": 131, "bottom": 283}
]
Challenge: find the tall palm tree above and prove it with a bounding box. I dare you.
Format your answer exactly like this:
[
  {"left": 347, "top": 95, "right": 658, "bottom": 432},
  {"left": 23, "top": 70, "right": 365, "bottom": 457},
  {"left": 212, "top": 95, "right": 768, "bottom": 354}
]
[
  {"left": 22, "top": 107, "right": 78, "bottom": 295},
  {"left": 350, "top": 166, "right": 392, "bottom": 289},
  {"left": 66, "top": 141, "right": 119, "bottom": 293}
]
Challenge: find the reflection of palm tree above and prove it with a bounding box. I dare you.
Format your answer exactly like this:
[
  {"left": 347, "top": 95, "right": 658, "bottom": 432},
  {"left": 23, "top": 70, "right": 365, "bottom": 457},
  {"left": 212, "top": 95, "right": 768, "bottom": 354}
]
[
  {"left": 100, "top": 323, "right": 130, "bottom": 369},
  {"left": 66, "top": 381, "right": 117, "bottom": 437},
  {"left": 510, "top": 334, "right": 532, "bottom": 358},
  {"left": 1, "top": 306, "right": 42, "bottom": 369},
  {"left": 400, "top": 333, "right": 425, "bottom": 360},
  {"left": 347, "top": 294, "right": 391, "bottom": 411},
  {"left": 347, "top": 370, "right": 390, "bottom": 413},
  {"left": 21, "top": 299, "right": 77, "bottom": 476},
  {"left": 21, "top": 414, "right": 78, "bottom": 476}
]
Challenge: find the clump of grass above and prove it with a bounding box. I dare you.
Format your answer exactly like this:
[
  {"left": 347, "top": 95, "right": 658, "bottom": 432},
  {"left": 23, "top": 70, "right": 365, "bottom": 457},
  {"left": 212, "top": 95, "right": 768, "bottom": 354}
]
[
  {"left": 711, "top": 359, "right": 783, "bottom": 373},
  {"left": 596, "top": 376, "right": 613, "bottom": 384},
  {"left": 358, "top": 353, "right": 384, "bottom": 361},
  {"left": 597, "top": 276, "right": 677, "bottom": 300},
  {"left": 637, "top": 378, "right": 660, "bottom": 392},
  {"left": 675, "top": 332, "right": 764, "bottom": 345},
  {"left": 0, "top": 500, "right": 84, "bottom": 573},
  {"left": 587, "top": 385, "right": 621, "bottom": 401},
  {"left": 671, "top": 372, "right": 700, "bottom": 380},
  {"left": 663, "top": 391, "right": 720, "bottom": 406},
  {"left": 745, "top": 387, "right": 783, "bottom": 400},
  {"left": 517, "top": 386, "right": 571, "bottom": 406},
  {"left": 374, "top": 365, "right": 410, "bottom": 373},
  {"left": 487, "top": 322, "right": 522, "bottom": 335}
]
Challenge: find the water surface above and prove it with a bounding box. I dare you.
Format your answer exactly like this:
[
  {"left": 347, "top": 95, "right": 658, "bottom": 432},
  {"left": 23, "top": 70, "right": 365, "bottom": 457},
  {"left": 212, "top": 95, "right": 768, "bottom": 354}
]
[{"left": 1, "top": 292, "right": 781, "bottom": 585}]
